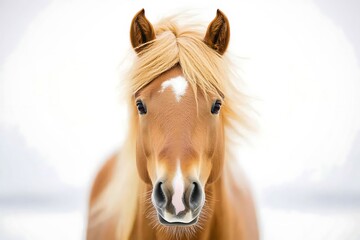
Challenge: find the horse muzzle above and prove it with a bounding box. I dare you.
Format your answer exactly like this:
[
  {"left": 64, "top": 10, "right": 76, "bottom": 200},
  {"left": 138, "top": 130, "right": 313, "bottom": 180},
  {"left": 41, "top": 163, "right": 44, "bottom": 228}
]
[{"left": 152, "top": 180, "right": 204, "bottom": 226}]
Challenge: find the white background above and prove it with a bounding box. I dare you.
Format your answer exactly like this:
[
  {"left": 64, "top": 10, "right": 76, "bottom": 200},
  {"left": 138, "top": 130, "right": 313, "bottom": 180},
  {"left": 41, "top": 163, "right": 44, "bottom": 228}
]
[{"left": 1, "top": 0, "right": 360, "bottom": 239}]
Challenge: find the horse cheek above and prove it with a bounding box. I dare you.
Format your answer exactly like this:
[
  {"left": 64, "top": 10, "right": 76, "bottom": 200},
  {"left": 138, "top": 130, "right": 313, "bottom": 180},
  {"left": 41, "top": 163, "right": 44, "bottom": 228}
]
[{"left": 136, "top": 139, "right": 152, "bottom": 184}]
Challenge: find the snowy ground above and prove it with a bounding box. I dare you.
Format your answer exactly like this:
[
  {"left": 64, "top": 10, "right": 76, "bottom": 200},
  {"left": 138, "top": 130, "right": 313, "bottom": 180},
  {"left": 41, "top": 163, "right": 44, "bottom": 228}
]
[
  {"left": 0, "top": 207, "right": 84, "bottom": 240},
  {"left": 1, "top": 196, "right": 360, "bottom": 240},
  {"left": 261, "top": 207, "right": 360, "bottom": 240}
]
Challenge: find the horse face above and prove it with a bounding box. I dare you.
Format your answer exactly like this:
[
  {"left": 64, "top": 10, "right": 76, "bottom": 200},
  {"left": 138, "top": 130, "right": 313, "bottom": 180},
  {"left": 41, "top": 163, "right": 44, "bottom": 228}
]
[{"left": 134, "top": 66, "right": 225, "bottom": 226}]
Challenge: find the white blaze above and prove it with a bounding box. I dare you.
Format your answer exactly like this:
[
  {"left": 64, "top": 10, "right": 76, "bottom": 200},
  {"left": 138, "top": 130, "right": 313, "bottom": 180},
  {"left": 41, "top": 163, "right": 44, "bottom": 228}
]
[
  {"left": 172, "top": 162, "right": 185, "bottom": 215},
  {"left": 160, "top": 76, "right": 188, "bottom": 102}
]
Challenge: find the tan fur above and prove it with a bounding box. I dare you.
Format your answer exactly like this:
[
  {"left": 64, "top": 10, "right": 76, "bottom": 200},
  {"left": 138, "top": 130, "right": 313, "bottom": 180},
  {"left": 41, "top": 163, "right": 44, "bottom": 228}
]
[
  {"left": 87, "top": 10, "right": 258, "bottom": 240},
  {"left": 89, "top": 154, "right": 117, "bottom": 206}
]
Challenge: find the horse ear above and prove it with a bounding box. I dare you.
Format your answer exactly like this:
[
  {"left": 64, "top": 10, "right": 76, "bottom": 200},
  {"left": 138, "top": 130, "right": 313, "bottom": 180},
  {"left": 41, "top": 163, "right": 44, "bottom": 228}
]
[
  {"left": 130, "top": 9, "right": 156, "bottom": 54},
  {"left": 204, "top": 9, "right": 230, "bottom": 55}
]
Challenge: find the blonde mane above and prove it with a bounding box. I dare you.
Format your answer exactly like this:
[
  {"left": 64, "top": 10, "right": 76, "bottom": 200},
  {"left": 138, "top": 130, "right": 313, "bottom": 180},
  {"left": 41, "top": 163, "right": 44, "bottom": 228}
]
[{"left": 89, "top": 14, "right": 251, "bottom": 240}]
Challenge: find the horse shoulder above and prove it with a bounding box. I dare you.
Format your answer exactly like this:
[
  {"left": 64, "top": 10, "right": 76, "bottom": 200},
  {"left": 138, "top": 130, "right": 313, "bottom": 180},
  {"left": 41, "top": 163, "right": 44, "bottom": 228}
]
[
  {"left": 89, "top": 154, "right": 118, "bottom": 205},
  {"left": 87, "top": 154, "right": 118, "bottom": 240},
  {"left": 224, "top": 160, "right": 259, "bottom": 240}
]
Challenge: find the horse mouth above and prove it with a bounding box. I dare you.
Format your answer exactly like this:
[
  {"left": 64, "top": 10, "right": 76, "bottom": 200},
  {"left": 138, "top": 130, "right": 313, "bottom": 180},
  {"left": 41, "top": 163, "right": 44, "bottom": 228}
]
[{"left": 158, "top": 214, "right": 198, "bottom": 226}]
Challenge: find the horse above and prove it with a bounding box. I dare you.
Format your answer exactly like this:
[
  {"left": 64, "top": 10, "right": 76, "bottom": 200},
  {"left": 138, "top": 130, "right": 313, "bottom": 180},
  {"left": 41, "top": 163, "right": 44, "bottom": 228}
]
[{"left": 87, "top": 9, "right": 259, "bottom": 240}]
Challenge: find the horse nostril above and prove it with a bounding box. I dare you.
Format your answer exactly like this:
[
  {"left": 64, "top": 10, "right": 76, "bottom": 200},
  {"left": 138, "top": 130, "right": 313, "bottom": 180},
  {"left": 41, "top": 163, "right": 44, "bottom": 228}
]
[
  {"left": 154, "top": 182, "right": 167, "bottom": 208},
  {"left": 189, "top": 182, "right": 202, "bottom": 209}
]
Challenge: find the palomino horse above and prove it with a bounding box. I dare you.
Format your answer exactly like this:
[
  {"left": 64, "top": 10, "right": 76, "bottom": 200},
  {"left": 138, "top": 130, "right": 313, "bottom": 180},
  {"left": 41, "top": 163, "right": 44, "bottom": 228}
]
[{"left": 87, "top": 9, "right": 259, "bottom": 240}]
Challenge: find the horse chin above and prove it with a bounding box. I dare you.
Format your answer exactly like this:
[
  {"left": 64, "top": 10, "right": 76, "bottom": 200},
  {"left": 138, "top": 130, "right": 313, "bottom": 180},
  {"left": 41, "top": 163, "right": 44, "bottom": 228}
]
[{"left": 158, "top": 214, "right": 199, "bottom": 226}]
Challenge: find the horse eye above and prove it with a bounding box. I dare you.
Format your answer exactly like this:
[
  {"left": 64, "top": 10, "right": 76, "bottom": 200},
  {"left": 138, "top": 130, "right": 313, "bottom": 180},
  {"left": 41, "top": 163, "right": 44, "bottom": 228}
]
[
  {"left": 211, "top": 100, "right": 222, "bottom": 114},
  {"left": 136, "top": 100, "right": 147, "bottom": 115}
]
